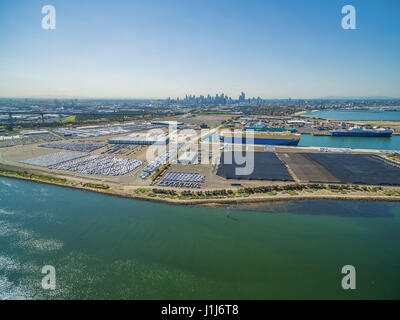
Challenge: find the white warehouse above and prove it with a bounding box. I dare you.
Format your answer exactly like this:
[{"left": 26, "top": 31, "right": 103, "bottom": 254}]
[
  {"left": 178, "top": 152, "right": 198, "bottom": 165},
  {"left": 108, "top": 133, "right": 169, "bottom": 145}
]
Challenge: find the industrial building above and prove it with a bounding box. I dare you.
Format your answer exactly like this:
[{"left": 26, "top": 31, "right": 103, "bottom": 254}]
[
  {"left": 178, "top": 152, "right": 198, "bottom": 165},
  {"left": 108, "top": 133, "right": 169, "bottom": 145},
  {"left": 151, "top": 121, "right": 184, "bottom": 127},
  {"left": 21, "top": 130, "right": 50, "bottom": 136}
]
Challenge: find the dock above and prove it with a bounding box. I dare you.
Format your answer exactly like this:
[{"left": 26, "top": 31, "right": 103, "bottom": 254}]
[{"left": 311, "top": 132, "right": 332, "bottom": 136}]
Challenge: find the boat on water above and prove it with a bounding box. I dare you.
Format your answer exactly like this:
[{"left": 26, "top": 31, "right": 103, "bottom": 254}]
[
  {"left": 220, "top": 130, "right": 300, "bottom": 146},
  {"left": 331, "top": 127, "right": 393, "bottom": 137},
  {"left": 244, "top": 126, "right": 298, "bottom": 133},
  {"left": 383, "top": 108, "right": 398, "bottom": 112}
]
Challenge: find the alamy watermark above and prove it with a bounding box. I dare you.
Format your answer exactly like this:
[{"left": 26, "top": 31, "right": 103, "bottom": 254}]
[
  {"left": 41, "top": 265, "right": 56, "bottom": 290},
  {"left": 341, "top": 265, "right": 356, "bottom": 290},
  {"left": 41, "top": 5, "right": 56, "bottom": 30},
  {"left": 143, "top": 124, "right": 255, "bottom": 176},
  {"left": 342, "top": 5, "right": 356, "bottom": 30},
  {"left": 41, "top": 4, "right": 357, "bottom": 31}
]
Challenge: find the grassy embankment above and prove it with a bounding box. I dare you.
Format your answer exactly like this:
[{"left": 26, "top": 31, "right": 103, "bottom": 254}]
[
  {"left": 134, "top": 183, "right": 400, "bottom": 200},
  {"left": 83, "top": 183, "right": 110, "bottom": 190},
  {"left": 61, "top": 115, "right": 77, "bottom": 123},
  {"left": 0, "top": 167, "right": 111, "bottom": 190},
  {"left": 353, "top": 121, "right": 400, "bottom": 127},
  {"left": 151, "top": 163, "right": 170, "bottom": 182},
  {"left": 0, "top": 167, "right": 67, "bottom": 184},
  {"left": 2, "top": 167, "right": 400, "bottom": 203},
  {"left": 386, "top": 153, "right": 400, "bottom": 163}
]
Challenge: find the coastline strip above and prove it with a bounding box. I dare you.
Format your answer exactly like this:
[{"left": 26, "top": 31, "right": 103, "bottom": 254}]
[{"left": 2, "top": 167, "right": 400, "bottom": 206}]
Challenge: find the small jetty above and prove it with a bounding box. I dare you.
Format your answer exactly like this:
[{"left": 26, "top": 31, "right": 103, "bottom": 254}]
[{"left": 311, "top": 132, "right": 332, "bottom": 136}]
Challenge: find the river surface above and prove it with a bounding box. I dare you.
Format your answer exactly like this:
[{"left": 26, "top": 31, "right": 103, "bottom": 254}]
[
  {"left": 302, "top": 107, "right": 400, "bottom": 121},
  {"left": 207, "top": 132, "right": 400, "bottom": 151},
  {"left": 1, "top": 177, "right": 400, "bottom": 299},
  {"left": 299, "top": 134, "right": 400, "bottom": 151}
]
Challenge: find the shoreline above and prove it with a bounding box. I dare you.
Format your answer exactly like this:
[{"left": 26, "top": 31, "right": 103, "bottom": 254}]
[{"left": 2, "top": 169, "right": 400, "bottom": 207}]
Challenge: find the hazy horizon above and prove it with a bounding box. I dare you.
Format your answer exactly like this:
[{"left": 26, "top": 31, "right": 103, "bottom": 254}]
[
  {"left": 1, "top": 95, "right": 400, "bottom": 101},
  {"left": 1, "top": 0, "right": 399, "bottom": 99}
]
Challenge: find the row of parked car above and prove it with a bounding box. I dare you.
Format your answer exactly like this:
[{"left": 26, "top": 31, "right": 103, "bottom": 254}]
[
  {"left": 161, "top": 172, "right": 205, "bottom": 183},
  {"left": 140, "top": 143, "right": 185, "bottom": 179},
  {"left": 158, "top": 181, "right": 201, "bottom": 189},
  {"left": 50, "top": 154, "right": 143, "bottom": 176},
  {"left": 40, "top": 142, "right": 106, "bottom": 152},
  {"left": 21, "top": 151, "right": 87, "bottom": 167}
]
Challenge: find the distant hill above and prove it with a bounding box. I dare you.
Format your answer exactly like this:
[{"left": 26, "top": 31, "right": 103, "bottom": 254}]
[{"left": 320, "top": 96, "right": 399, "bottom": 100}]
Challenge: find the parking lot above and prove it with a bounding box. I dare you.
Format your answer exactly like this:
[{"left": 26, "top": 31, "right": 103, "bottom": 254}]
[
  {"left": 40, "top": 142, "right": 107, "bottom": 152},
  {"left": 21, "top": 151, "right": 87, "bottom": 167},
  {"left": 307, "top": 153, "right": 400, "bottom": 185},
  {"left": 53, "top": 122, "right": 164, "bottom": 139},
  {"left": 100, "top": 144, "right": 138, "bottom": 156},
  {"left": 158, "top": 171, "right": 205, "bottom": 188},
  {"left": 49, "top": 154, "right": 143, "bottom": 176},
  {"left": 217, "top": 151, "right": 294, "bottom": 181},
  {"left": 0, "top": 133, "right": 60, "bottom": 147},
  {"left": 141, "top": 143, "right": 184, "bottom": 179}
]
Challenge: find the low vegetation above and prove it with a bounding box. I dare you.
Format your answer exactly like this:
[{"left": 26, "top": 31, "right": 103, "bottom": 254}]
[
  {"left": 83, "top": 183, "right": 110, "bottom": 190},
  {"left": 131, "top": 183, "right": 397, "bottom": 201},
  {"left": 61, "top": 115, "right": 76, "bottom": 123},
  {"left": 384, "top": 190, "right": 400, "bottom": 197},
  {"left": 151, "top": 163, "right": 170, "bottom": 182},
  {"left": 134, "top": 188, "right": 152, "bottom": 194},
  {"left": 0, "top": 167, "right": 66, "bottom": 184},
  {"left": 386, "top": 153, "right": 400, "bottom": 163}
]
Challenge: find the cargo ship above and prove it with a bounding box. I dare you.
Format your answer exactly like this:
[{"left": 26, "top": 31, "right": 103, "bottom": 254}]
[
  {"left": 331, "top": 127, "right": 393, "bottom": 137},
  {"left": 244, "top": 126, "right": 298, "bottom": 133},
  {"left": 244, "top": 122, "right": 298, "bottom": 133},
  {"left": 220, "top": 130, "right": 300, "bottom": 146}
]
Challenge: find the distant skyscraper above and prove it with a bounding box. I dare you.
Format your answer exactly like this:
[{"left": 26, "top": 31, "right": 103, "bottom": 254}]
[{"left": 239, "top": 92, "right": 246, "bottom": 102}]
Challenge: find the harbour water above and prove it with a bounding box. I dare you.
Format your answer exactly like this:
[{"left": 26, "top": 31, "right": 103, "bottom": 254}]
[
  {"left": 302, "top": 107, "right": 400, "bottom": 121},
  {"left": 1, "top": 177, "right": 400, "bottom": 299},
  {"left": 207, "top": 132, "right": 400, "bottom": 151},
  {"left": 299, "top": 134, "right": 400, "bottom": 151}
]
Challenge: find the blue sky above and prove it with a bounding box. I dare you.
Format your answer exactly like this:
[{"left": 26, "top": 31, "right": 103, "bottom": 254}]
[{"left": 0, "top": 0, "right": 399, "bottom": 99}]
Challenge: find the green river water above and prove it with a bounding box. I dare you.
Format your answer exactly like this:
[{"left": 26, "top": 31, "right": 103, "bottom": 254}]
[{"left": 1, "top": 177, "right": 400, "bottom": 299}]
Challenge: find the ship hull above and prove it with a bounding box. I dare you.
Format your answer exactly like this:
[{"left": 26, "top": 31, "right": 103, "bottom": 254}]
[
  {"left": 331, "top": 132, "right": 392, "bottom": 137},
  {"left": 244, "top": 127, "right": 298, "bottom": 133}
]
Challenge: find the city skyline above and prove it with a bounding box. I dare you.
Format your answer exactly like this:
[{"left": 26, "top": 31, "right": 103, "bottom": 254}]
[{"left": 1, "top": 0, "right": 400, "bottom": 99}]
